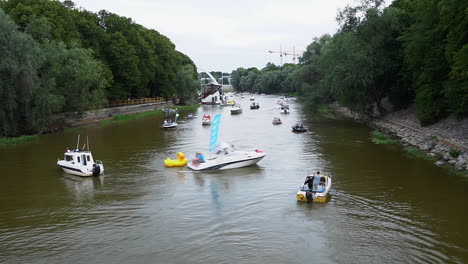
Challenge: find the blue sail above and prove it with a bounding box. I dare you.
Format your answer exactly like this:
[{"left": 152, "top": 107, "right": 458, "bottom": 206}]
[{"left": 209, "top": 114, "right": 221, "bottom": 152}]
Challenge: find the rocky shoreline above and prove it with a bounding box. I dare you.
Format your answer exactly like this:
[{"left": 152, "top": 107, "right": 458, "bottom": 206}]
[{"left": 331, "top": 104, "right": 468, "bottom": 172}]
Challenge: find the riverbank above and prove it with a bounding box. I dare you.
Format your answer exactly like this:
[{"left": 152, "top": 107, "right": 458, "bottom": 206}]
[
  {"left": 0, "top": 102, "right": 200, "bottom": 146},
  {"left": 331, "top": 103, "right": 468, "bottom": 173}
]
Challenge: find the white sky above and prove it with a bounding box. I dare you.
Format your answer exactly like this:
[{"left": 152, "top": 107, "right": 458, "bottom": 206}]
[{"left": 71, "top": 0, "right": 388, "bottom": 72}]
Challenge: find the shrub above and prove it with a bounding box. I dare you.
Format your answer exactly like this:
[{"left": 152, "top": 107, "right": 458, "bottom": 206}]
[
  {"left": 449, "top": 148, "right": 461, "bottom": 158},
  {"left": 404, "top": 146, "right": 427, "bottom": 159},
  {"left": 371, "top": 131, "right": 399, "bottom": 145}
]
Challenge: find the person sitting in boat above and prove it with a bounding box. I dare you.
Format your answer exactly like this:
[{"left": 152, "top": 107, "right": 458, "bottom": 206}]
[{"left": 192, "top": 152, "right": 206, "bottom": 165}]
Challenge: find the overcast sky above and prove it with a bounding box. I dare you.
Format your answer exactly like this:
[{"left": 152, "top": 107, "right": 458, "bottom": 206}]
[{"left": 71, "top": 0, "right": 383, "bottom": 73}]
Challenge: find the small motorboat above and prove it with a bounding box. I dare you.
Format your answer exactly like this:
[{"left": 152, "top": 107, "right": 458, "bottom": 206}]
[
  {"left": 163, "top": 118, "right": 178, "bottom": 128},
  {"left": 292, "top": 122, "right": 306, "bottom": 133},
  {"left": 187, "top": 145, "right": 266, "bottom": 171},
  {"left": 164, "top": 152, "right": 188, "bottom": 167},
  {"left": 187, "top": 113, "right": 196, "bottom": 119},
  {"left": 230, "top": 104, "right": 242, "bottom": 114},
  {"left": 250, "top": 95, "right": 255, "bottom": 101},
  {"left": 250, "top": 101, "right": 260, "bottom": 109},
  {"left": 272, "top": 117, "right": 282, "bottom": 125},
  {"left": 202, "top": 114, "right": 211, "bottom": 125},
  {"left": 280, "top": 104, "right": 290, "bottom": 114},
  {"left": 297, "top": 172, "right": 332, "bottom": 202},
  {"left": 57, "top": 135, "right": 104, "bottom": 177}
]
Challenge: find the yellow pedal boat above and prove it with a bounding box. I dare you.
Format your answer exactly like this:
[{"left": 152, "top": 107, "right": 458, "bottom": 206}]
[{"left": 164, "top": 152, "right": 188, "bottom": 167}]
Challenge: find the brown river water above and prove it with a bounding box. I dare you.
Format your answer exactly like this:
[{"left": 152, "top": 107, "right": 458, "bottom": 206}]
[{"left": 0, "top": 95, "right": 467, "bottom": 264}]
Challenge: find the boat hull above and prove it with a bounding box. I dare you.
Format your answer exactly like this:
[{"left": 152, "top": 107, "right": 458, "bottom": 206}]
[
  {"left": 57, "top": 162, "right": 104, "bottom": 177},
  {"left": 187, "top": 151, "right": 265, "bottom": 171},
  {"left": 163, "top": 123, "right": 178, "bottom": 128}
]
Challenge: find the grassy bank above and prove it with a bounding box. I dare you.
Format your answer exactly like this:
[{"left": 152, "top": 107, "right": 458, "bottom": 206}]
[
  {"left": 0, "top": 135, "right": 39, "bottom": 147},
  {"left": 370, "top": 131, "right": 399, "bottom": 145},
  {"left": 99, "top": 104, "right": 200, "bottom": 125}
]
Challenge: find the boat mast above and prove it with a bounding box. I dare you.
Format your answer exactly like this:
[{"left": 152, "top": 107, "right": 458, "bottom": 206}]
[
  {"left": 76, "top": 134, "right": 80, "bottom": 150},
  {"left": 87, "top": 136, "right": 89, "bottom": 151}
]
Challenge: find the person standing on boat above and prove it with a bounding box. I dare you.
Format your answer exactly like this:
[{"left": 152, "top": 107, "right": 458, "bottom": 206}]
[
  {"left": 304, "top": 175, "right": 314, "bottom": 190},
  {"left": 313, "top": 171, "right": 322, "bottom": 190}
]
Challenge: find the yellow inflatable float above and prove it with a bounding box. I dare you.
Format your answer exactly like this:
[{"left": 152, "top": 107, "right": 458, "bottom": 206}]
[{"left": 164, "top": 152, "right": 188, "bottom": 167}]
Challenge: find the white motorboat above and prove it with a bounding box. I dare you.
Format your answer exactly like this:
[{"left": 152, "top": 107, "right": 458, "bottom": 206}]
[
  {"left": 163, "top": 119, "right": 178, "bottom": 128},
  {"left": 187, "top": 146, "right": 266, "bottom": 171},
  {"left": 57, "top": 135, "right": 104, "bottom": 177},
  {"left": 297, "top": 173, "right": 332, "bottom": 202},
  {"left": 250, "top": 95, "right": 255, "bottom": 101},
  {"left": 163, "top": 112, "right": 179, "bottom": 128},
  {"left": 280, "top": 104, "right": 290, "bottom": 114},
  {"left": 272, "top": 117, "right": 282, "bottom": 125},
  {"left": 230, "top": 103, "right": 242, "bottom": 114},
  {"left": 250, "top": 101, "right": 260, "bottom": 109},
  {"left": 202, "top": 115, "right": 211, "bottom": 125}
]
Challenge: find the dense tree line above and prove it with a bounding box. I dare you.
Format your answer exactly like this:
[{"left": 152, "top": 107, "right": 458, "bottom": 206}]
[
  {"left": 0, "top": 0, "right": 199, "bottom": 136},
  {"left": 231, "top": 0, "right": 467, "bottom": 125}
]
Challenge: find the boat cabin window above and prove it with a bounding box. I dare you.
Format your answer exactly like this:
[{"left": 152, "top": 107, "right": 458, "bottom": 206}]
[
  {"left": 87, "top": 156, "right": 90, "bottom": 162},
  {"left": 65, "top": 155, "right": 73, "bottom": 161},
  {"left": 77, "top": 156, "right": 80, "bottom": 163}
]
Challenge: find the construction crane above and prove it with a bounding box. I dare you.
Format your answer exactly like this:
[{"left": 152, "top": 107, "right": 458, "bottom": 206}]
[
  {"left": 283, "top": 46, "right": 304, "bottom": 64},
  {"left": 268, "top": 45, "right": 284, "bottom": 66}
]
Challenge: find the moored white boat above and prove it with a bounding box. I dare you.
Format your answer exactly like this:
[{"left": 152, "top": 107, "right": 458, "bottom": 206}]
[
  {"left": 57, "top": 135, "right": 104, "bottom": 177},
  {"left": 297, "top": 173, "right": 332, "bottom": 202}
]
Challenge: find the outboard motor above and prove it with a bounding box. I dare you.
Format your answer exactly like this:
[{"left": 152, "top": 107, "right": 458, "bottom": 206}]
[
  {"left": 92, "top": 163, "right": 101, "bottom": 176},
  {"left": 306, "top": 191, "right": 313, "bottom": 202}
]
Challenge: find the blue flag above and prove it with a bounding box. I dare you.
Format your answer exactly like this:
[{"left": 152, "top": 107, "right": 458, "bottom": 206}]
[{"left": 209, "top": 114, "right": 221, "bottom": 152}]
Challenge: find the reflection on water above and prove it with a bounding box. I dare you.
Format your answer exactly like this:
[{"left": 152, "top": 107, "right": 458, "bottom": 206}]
[
  {"left": 61, "top": 174, "right": 104, "bottom": 201},
  {"left": 0, "top": 95, "right": 467, "bottom": 264}
]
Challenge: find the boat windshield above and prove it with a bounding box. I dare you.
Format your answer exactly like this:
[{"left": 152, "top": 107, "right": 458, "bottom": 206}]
[{"left": 65, "top": 155, "right": 73, "bottom": 161}]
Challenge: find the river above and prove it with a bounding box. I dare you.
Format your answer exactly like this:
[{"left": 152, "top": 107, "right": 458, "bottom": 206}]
[{"left": 0, "top": 95, "right": 467, "bottom": 264}]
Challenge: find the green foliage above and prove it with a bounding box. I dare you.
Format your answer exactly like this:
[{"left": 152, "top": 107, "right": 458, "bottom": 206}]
[
  {"left": 0, "top": 0, "right": 197, "bottom": 136},
  {"left": 175, "top": 65, "right": 199, "bottom": 104},
  {"left": 99, "top": 109, "right": 164, "bottom": 125},
  {"left": 0, "top": 135, "right": 39, "bottom": 147},
  {"left": 403, "top": 146, "right": 427, "bottom": 159},
  {"left": 0, "top": 8, "right": 43, "bottom": 136},
  {"left": 401, "top": 0, "right": 467, "bottom": 125},
  {"left": 370, "top": 131, "right": 399, "bottom": 145},
  {"left": 449, "top": 148, "right": 461, "bottom": 158}
]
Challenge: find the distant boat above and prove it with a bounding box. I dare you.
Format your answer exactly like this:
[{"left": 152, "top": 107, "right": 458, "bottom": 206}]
[
  {"left": 202, "top": 114, "right": 211, "bottom": 125},
  {"left": 272, "top": 117, "right": 282, "bottom": 125},
  {"left": 250, "top": 101, "right": 260, "bottom": 109},
  {"left": 292, "top": 122, "right": 306, "bottom": 132},
  {"left": 230, "top": 103, "right": 243, "bottom": 114},
  {"left": 280, "top": 104, "right": 290, "bottom": 114}
]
